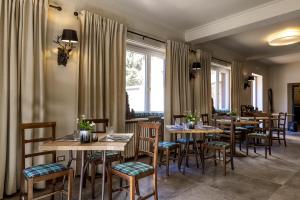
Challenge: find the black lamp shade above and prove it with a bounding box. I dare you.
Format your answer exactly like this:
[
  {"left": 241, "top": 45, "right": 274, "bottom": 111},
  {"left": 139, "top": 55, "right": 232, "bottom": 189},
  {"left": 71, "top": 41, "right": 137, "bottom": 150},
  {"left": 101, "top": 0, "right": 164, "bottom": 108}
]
[
  {"left": 61, "top": 29, "right": 78, "bottom": 43},
  {"left": 248, "top": 75, "right": 255, "bottom": 81},
  {"left": 192, "top": 62, "right": 201, "bottom": 70}
]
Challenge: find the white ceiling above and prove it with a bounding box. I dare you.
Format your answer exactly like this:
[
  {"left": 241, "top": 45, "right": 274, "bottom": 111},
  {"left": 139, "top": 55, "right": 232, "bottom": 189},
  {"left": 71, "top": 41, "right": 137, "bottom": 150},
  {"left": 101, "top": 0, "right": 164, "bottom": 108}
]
[
  {"left": 85, "top": 0, "right": 273, "bottom": 31},
  {"left": 203, "top": 16, "right": 300, "bottom": 65}
]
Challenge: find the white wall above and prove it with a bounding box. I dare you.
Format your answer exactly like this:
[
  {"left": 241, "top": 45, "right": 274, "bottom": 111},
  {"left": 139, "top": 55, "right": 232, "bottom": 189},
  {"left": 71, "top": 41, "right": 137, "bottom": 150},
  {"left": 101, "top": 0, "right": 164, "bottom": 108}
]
[{"left": 269, "top": 62, "right": 300, "bottom": 113}]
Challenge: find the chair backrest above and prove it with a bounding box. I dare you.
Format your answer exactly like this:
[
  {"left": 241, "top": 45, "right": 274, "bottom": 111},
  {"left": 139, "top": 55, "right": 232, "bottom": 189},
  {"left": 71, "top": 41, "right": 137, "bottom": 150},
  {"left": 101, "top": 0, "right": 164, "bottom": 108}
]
[
  {"left": 135, "top": 122, "right": 160, "bottom": 169},
  {"left": 201, "top": 114, "right": 209, "bottom": 125},
  {"left": 277, "top": 113, "right": 287, "bottom": 129},
  {"left": 20, "top": 122, "right": 56, "bottom": 173},
  {"left": 173, "top": 114, "right": 186, "bottom": 124},
  {"left": 86, "top": 118, "right": 109, "bottom": 133}
]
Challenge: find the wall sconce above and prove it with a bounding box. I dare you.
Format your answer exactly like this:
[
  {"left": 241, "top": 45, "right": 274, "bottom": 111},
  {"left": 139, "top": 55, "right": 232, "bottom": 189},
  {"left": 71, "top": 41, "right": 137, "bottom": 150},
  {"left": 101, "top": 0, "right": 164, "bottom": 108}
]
[
  {"left": 190, "top": 62, "right": 201, "bottom": 79},
  {"left": 53, "top": 29, "right": 78, "bottom": 66},
  {"left": 244, "top": 75, "right": 254, "bottom": 89}
]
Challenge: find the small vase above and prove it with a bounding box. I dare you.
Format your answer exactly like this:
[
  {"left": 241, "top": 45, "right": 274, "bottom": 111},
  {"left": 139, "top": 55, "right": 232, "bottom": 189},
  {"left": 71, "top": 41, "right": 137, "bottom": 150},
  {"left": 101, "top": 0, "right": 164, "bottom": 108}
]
[
  {"left": 187, "top": 121, "right": 195, "bottom": 129},
  {"left": 80, "top": 130, "right": 91, "bottom": 143}
]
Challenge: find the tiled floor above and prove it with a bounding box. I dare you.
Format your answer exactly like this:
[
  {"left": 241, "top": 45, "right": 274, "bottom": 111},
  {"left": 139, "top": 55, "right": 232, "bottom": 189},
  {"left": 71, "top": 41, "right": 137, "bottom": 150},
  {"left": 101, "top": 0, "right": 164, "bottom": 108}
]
[{"left": 5, "top": 132, "right": 300, "bottom": 200}]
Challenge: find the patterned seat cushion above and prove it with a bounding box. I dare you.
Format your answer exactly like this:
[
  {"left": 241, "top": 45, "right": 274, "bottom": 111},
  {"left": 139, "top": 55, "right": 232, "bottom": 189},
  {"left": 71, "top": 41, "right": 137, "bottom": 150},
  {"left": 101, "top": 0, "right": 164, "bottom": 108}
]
[
  {"left": 247, "top": 132, "right": 268, "bottom": 138},
  {"left": 112, "top": 162, "right": 153, "bottom": 176},
  {"left": 88, "top": 151, "right": 119, "bottom": 161},
  {"left": 23, "top": 163, "right": 66, "bottom": 178},
  {"left": 235, "top": 127, "right": 249, "bottom": 132},
  {"left": 205, "top": 134, "right": 221, "bottom": 139},
  {"left": 176, "top": 138, "right": 194, "bottom": 144},
  {"left": 244, "top": 125, "right": 256, "bottom": 130},
  {"left": 159, "top": 141, "right": 178, "bottom": 149},
  {"left": 206, "top": 141, "right": 230, "bottom": 148}
]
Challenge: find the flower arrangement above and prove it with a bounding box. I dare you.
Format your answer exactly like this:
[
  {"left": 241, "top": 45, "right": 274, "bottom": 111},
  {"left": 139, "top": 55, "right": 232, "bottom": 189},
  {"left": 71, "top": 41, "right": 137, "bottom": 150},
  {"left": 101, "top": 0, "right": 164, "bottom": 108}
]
[
  {"left": 227, "top": 111, "right": 237, "bottom": 116},
  {"left": 186, "top": 113, "right": 198, "bottom": 123},
  {"left": 77, "top": 115, "right": 95, "bottom": 131}
]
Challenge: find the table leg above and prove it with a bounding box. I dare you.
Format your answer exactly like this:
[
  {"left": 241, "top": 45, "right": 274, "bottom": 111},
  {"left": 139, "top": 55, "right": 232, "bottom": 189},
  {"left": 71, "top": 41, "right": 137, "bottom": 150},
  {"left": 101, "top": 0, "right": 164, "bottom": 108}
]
[
  {"left": 102, "top": 150, "right": 106, "bottom": 200},
  {"left": 192, "top": 134, "right": 201, "bottom": 169},
  {"left": 79, "top": 150, "right": 85, "bottom": 200}
]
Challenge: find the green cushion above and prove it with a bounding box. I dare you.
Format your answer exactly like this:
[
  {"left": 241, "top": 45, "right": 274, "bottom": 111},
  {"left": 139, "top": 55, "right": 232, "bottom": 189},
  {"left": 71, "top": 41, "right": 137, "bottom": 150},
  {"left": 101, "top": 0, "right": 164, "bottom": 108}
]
[
  {"left": 205, "top": 134, "right": 221, "bottom": 139},
  {"left": 176, "top": 138, "right": 194, "bottom": 144},
  {"left": 206, "top": 141, "right": 230, "bottom": 148},
  {"left": 23, "top": 163, "right": 66, "bottom": 178},
  {"left": 247, "top": 132, "right": 268, "bottom": 137},
  {"left": 112, "top": 162, "right": 153, "bottom": 176},
  {"left": 159, "top": 141, "right": 178, "bottom": 149},
  {"left": 89, "top": 151, "right": 119, "bottom": 161}
]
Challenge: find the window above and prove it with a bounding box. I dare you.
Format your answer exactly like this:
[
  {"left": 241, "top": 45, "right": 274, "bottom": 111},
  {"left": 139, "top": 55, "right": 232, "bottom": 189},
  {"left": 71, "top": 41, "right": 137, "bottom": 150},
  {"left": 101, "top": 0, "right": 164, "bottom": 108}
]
[
  {"left": 211, "top": 63, "right": 230, "bottom": 110},
  {"left": 126, "top": 43, "right": 165, "bottom": 112},
  {"left": 251, "top": 73, "right": 263, "bottom": 110}
]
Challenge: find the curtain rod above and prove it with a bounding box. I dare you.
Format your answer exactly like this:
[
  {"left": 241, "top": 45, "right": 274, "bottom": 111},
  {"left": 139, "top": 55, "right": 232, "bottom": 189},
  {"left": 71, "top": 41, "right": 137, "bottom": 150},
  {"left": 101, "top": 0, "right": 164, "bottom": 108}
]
[
  {"left": 212, "top": 57, "right": 231, "bottom": 65},
  {"left": 49, "top": 4, "right": 62, "bottom": 11},
  {"left": 128, "top": 30, "right": 166, "bottom": 44}
]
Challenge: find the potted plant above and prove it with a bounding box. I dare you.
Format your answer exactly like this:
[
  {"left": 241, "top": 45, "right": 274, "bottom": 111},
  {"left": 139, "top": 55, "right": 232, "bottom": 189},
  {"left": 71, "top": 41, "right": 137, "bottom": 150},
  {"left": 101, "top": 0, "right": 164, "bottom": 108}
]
[
  {"left": 78, "top": 115, "right": 95, "bottom": 143},
  {"left": 186, "top": 113, "right": 198, "bottom": 129}
]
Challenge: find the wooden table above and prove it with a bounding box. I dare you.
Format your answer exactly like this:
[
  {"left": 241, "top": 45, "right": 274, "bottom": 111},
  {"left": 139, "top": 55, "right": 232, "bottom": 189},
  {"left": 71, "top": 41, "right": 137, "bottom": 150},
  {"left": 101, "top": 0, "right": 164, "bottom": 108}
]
[
  {"left": 166, "top": 125, "right": 223, "bottom": 174},
  {"left": 40, "top": 133, "right": 133, "bottom": 200}
]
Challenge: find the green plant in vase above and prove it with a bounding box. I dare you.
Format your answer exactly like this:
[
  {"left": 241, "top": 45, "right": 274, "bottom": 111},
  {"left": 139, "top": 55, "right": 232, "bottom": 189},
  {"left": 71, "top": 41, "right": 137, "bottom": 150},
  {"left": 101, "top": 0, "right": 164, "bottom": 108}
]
[
  {"left": 186, "top": 113, "right": 198, "bottom": 129},
  {"left": 78, "top": 115, "right": 95, "bottom": 143}
]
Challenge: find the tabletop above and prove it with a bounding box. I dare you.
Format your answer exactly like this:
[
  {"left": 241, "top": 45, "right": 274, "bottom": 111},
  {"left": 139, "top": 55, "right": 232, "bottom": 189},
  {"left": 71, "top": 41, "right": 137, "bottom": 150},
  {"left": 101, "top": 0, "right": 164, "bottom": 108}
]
[
  {"left": 166, "top": 125, "right": 224, "bottom": 134},
  {"left": 40, "top": 133, "right": 134, "bottom": 151},
  {"left": 216, "top": 119, "right": 259, "bottom": 126}
]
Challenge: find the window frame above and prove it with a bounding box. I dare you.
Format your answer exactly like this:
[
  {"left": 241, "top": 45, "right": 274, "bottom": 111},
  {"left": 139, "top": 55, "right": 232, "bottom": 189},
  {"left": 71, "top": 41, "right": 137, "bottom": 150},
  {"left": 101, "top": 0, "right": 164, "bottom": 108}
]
[
  {"left": 211, "top": 62, "right": 231, "bottom": 111},
  {"left": 126, "top": 43, "right": 165, "bottom": 113}
]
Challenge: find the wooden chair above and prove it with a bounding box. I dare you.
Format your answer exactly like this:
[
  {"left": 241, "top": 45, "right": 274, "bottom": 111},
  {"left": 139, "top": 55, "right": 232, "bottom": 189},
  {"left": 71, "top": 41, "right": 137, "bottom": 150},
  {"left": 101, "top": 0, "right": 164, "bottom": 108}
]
[
  {"left": 173, "top": 114, "right": 200, "bottom": 170},
  {"left": 202, "top": 118, "right": 234, "bottom": 176},
  {"left": 271, "top": 113, "right": 287, "bottom": 146},
  {"left": 246, "top": 115, "right": 273, "bottom": 159},
  {"left": 20, "top": 122, "right": 73, "bottom": 200},
  {"left": 108, "top": 122, "right": 160, "bottom": 200},
  {"left": 148, "top": 116, "right": 179, "bottom": 176},
  {"left": 85, "top": 118, "right": 122, "bottom": 199}
]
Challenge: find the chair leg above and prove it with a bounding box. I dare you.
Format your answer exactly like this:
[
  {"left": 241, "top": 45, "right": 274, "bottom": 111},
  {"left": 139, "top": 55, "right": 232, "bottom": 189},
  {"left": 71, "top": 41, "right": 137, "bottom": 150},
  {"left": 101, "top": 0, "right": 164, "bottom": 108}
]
[
  {"left": 107, "top": 166, "right": 113, "bottom": 200},
  {"left": 67, "top": 169, "right": 73, "bottom": 200},
  {"left": 283, "top": 131, "right": 287, "bottom": 147},
  {"left": 166, "top": 149, "right": 170, "bottom": 176},
  {"left": 129, "top": 177, "right": 136, "bottom": 200},
  {"left": 230, "top": 148, "right": 234, "bottom": 170},
  {"left": 135, "top": 180, "right": 140, "bottom": 196},
  {"left": 277, "top": 131, "right": 281, "bottom": 144},
  {"left": 159, "top": 150, "right": 163, "bottom": 167},
  {"left": 214, "top": 149, "right": 217, "bottom": 166},
  {"left": 269, "top": 137, "right": 272, "bottom": 155},
  {"left": 27, "top": 179, "right": 34, "bottom": 200},
  {"left": 264, "top": 138, "right": 268, "bottom": 159},
  {"left": 223, "top": 149, "right": 227, "bottom": 176},
  {"left": 153, "top": 174, "right": 158, "bottom": 200},
  {"left": 51, "top": 178, "right": 56, "bottom": 200},
  {"left": 246, "top": 136, "right": 249, "bottom": 155},
  {"left": 91, "top": 162, "right": 96, "bottom": 199}
]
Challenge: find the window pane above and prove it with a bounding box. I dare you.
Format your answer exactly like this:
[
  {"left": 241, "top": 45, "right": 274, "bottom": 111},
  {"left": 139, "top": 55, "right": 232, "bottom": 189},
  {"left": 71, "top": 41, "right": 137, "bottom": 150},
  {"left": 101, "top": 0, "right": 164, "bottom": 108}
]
[
  {"left": 211, "top": 70, "right": 217, "bottom": 109},
  {"left": 150, "top": 56, "right": 164, "bottom": 112},
  {"left": 126, "top": 50, "right": 146, "bottom": 112}
]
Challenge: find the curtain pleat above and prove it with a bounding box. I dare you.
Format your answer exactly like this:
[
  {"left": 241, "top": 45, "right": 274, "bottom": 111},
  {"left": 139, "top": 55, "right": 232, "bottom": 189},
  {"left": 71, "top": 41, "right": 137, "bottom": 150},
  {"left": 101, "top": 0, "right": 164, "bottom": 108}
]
[
  {"left": 0, "top": 0, "right": 47, "bottom": 197},
  {"left": 231, "top": 60, "right": 244, "bottom": 115},
  {"left": 164, "top": 40, "right": 191, "bottom": 140},
  {"left": 78, "top": 10, "right": 127, "bottom": 132},
  {"left": 193, "top": 50, "right": 212, "bottom": 115}
]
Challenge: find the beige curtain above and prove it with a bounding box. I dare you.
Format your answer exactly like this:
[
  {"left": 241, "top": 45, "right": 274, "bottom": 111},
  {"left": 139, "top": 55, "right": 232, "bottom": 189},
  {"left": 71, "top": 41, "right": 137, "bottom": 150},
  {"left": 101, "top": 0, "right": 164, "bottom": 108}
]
[
  {"left": 165, "top": 40, "right": 191, "bottom": 139},
  {"left": 193, "top": 50, "right": 212, "bottom": 115},
  {"left": 0, "top": 0, "right": 47, "bottom": 198},
  {"left": 78, "top": 10, "right": 127, "bottom": 132},
  {"left": 231, "top": 60, "right": 244, "bottom": 114}
]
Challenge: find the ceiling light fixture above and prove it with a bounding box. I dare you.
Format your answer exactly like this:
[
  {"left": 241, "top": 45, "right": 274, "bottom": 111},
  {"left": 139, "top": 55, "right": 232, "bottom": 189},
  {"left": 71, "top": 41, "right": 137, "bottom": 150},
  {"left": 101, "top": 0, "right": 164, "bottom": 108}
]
[{"left": 268, "top": 28, "right": 300, "bottom": 46}]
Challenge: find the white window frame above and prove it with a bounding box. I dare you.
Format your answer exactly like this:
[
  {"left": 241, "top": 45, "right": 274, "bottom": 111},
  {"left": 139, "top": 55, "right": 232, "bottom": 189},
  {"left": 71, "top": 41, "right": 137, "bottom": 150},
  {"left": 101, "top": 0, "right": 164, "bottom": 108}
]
[
  {"left": 126, "top": 42, "right": 165, "bottom": 112},
  {"left": 211, "top": 62, "right": 231, "bottom": 110},
  {"left": 251, "top": 73, "right": 263, "bottom": 110}
]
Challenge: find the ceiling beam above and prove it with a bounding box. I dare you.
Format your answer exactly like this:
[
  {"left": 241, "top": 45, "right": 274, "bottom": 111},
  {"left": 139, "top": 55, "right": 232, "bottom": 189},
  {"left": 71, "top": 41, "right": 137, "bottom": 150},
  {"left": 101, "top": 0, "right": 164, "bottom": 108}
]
[{"left": 185, "top": 0, "right": 300, "bottom": 43}]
